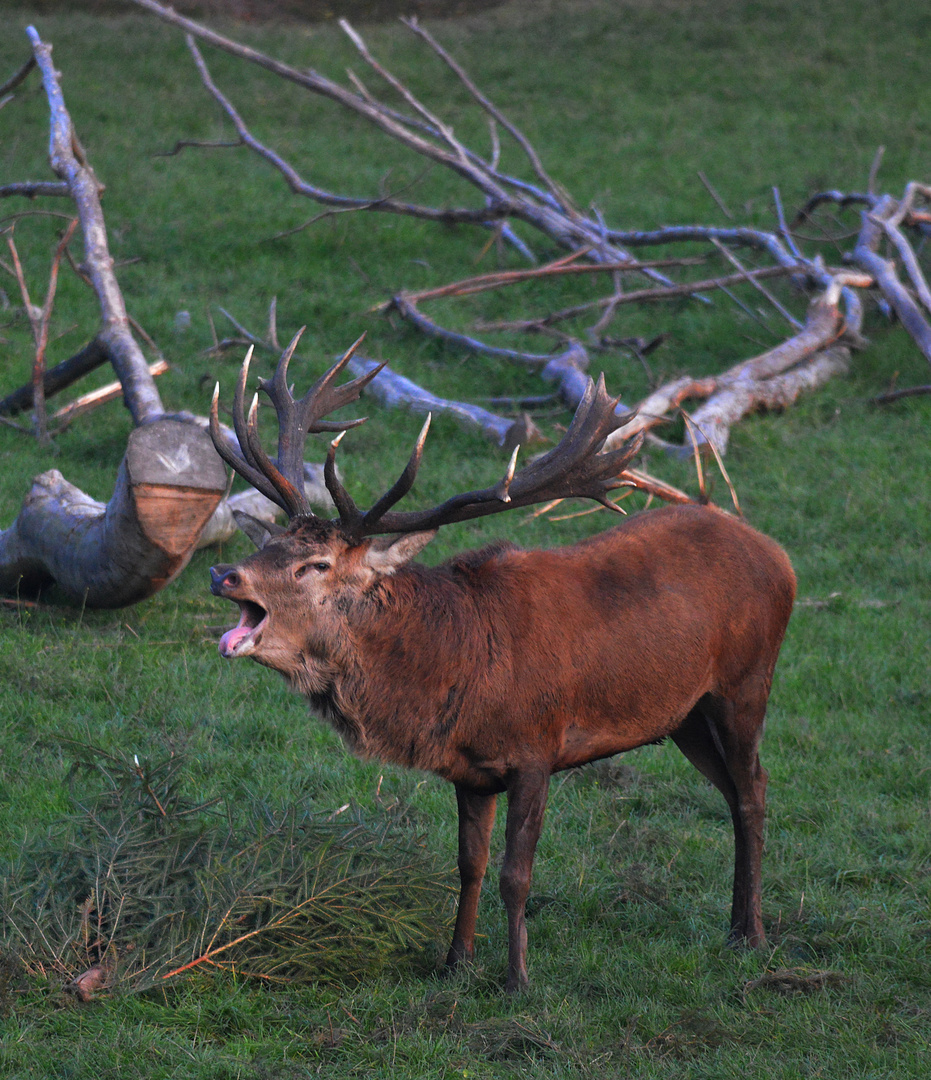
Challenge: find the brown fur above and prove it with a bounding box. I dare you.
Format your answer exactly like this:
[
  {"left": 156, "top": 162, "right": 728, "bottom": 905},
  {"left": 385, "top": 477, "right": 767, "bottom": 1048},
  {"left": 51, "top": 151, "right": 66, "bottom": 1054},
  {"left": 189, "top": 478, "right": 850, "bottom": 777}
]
[{"left": 210, "top": 503, "right": 795, "bottom": 991}]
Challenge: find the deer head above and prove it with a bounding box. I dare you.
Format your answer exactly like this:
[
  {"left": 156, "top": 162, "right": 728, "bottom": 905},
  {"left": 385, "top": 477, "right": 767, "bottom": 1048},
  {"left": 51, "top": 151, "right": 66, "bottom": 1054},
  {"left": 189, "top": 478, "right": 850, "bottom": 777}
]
[{"left": 208, "top": 330, "right": 643, "bottom": 682}]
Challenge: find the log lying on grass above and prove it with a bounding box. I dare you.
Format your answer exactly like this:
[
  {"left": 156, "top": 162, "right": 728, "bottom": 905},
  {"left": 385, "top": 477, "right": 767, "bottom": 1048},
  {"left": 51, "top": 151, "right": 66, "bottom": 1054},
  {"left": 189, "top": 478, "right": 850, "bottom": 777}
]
[
  {"left": 0, "top": 420, "right": 226, "bottom": 607},
  {"left": 605, "top": 277, "right": 865, "bottom": 456},
  {"left": 347, "top": 355, "right": 542, "bottom": 450},
  {"left": 0, "top": 29, "right": 221, "bottom": 607}
]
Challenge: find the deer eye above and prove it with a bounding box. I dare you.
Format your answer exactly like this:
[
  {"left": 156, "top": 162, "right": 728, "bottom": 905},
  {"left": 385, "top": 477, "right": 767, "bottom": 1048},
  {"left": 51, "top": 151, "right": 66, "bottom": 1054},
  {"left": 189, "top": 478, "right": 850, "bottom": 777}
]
[{"left": 295, "top": 562, "right": 330, "bottom": 579}]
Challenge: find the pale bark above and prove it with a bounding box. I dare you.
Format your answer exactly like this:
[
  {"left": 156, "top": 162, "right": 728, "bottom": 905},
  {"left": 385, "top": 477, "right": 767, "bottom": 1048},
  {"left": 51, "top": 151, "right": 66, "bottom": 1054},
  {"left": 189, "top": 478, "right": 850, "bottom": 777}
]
[
  {"left": 685, "top": 346, "right": 851, "bottom": 455},
  {"left": 852, "top": 195, "right": 931, "bottom": 366},
  {"left": 604, "top": 281, "right": 858, "bottom": 456},
  {"left": 1, "top": 30, "right": 235, "bottom": 607},
  {"left": 347, "top": 356, "right": 542, "bottom": 450},
  {"left": 0, "top": 420, "right": 226, "bottom": 607},
  {"left": 26, "top": 27, "right": 165, "bottom": 425}
]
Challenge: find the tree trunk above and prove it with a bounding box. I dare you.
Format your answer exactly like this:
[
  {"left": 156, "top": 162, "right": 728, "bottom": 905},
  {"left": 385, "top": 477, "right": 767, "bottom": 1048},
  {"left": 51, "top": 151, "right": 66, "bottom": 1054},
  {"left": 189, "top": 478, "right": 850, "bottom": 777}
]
[{"left": 0, "top": 419, "right": 226, "bottom": 607}]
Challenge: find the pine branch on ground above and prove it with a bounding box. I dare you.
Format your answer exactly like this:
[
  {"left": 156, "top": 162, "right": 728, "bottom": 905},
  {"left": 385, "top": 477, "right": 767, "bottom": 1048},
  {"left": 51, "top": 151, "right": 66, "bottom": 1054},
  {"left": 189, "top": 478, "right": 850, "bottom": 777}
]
[{"left": 0, "top": 739, "right": 455, "bottom": 998}]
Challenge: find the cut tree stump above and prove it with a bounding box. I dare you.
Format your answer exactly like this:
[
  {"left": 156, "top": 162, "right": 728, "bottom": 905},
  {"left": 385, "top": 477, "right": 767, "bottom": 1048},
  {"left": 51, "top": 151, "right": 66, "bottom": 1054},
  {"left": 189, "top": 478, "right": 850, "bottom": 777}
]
[{"left": 0, "top": 419, "right": 227, "bottom": 607}]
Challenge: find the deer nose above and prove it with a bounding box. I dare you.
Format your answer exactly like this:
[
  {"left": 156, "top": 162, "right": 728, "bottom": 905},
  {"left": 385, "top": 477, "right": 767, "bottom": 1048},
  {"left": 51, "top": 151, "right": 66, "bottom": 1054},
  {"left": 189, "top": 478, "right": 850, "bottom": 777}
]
[{"left": 210, "top": 565, "right": 240, "bottom": 594}]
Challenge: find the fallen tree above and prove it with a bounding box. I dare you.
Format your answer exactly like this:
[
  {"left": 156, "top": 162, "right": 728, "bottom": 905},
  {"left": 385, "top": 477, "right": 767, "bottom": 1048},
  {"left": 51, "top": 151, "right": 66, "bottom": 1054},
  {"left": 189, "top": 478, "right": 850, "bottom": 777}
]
[
  {"left": 0, "top": 419, "right": 227, "bottom": 606},
  {"left": 0, "top": 28, "right": 232, "bottom": 605},
  {"left": 130, "top": 0, "right": 931, "bottom": 457}
]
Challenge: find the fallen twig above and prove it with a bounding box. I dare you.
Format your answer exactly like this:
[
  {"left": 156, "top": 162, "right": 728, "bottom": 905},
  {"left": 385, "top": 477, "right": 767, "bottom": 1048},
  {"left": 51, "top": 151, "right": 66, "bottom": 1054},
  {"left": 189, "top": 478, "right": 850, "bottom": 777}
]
[{"left": 871, "top": 384, "right": 931, "bottom": 404}]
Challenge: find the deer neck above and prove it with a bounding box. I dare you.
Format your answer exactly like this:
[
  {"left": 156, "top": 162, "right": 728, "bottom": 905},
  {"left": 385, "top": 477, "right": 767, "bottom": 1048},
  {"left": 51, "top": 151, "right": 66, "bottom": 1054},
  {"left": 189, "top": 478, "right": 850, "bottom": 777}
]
[{"left": 308, "top": 556, "right": 512, "bottom": 772}]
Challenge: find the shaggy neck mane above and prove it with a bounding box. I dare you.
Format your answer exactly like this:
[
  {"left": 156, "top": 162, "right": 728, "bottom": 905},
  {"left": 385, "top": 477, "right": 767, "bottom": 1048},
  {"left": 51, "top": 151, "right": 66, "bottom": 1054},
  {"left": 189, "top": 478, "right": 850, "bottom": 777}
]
[{"left": 311, "top": 542, "right": 520, "bottom": 772}]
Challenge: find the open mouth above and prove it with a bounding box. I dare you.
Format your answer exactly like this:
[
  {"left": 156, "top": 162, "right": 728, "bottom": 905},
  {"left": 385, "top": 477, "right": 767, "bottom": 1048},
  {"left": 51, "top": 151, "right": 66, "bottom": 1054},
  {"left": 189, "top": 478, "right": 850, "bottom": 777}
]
[{"left": 219, "top": 600, "right": 268, "bottom": 658}]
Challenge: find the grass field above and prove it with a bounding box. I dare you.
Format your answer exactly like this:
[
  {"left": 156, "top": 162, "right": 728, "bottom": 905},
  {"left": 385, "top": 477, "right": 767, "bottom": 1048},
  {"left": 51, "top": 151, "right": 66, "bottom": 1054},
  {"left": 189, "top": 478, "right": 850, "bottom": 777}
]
[{"left": 1, "top": 1, "right": 930, "bottom": 1076}]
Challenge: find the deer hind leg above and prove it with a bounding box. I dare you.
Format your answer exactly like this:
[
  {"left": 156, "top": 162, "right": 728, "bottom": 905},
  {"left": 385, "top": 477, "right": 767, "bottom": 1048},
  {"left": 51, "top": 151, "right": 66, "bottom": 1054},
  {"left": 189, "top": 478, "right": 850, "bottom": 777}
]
[
  {"left": 499, "top": 769, "right": 550, "bottom": 992},
  {"left": 671, "top": 691, "right": 769, "bottom": 946},
  {"left": 445, "top": 784, "right": 498, "bottom": 974}
]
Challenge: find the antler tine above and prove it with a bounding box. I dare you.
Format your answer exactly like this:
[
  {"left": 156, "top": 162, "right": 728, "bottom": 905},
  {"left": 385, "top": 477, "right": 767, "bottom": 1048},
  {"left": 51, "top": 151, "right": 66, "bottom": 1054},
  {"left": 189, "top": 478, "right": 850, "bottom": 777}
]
[
  {"left": 230, "top": 347, "right": 263, "bottom": 473},
  {"left": 208, "top": 356, "right": 286, "bottom": 509},
  {"left": 209, "top": 381, "right": 259, "bottom": 490},
  {"left": 324, "top": 429, "right": 365, "bottom": 533},
  {"left": 300, "top": 334, "right": 384, "bottom": 431},
  {"left": 228, "top": 345, "right": 309, "bottom": 515},
  {"left": 359, "top": 414, "right": 432, "bottom": 534},
  {"left": 494, "top": 444, "right": 521, "bottom": 503},
  {"left": 244, "top": 392, "right": 309, "bottom": 517},
  {"left": 511, "top": 374, "right": 629, "bottom": 492},
  {"left": 255, "top": 327, "right": 309, "bottom": 496},
  {"left": 217, "top": 348, "right": 642, "bottom": 538}
]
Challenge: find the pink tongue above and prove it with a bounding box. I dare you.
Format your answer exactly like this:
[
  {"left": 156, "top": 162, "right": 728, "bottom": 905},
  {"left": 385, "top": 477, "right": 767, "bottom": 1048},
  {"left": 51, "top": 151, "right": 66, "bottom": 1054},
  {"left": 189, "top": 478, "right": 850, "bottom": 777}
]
[{"left": 219, "top": 624, "right": 253, "bottom": 656}]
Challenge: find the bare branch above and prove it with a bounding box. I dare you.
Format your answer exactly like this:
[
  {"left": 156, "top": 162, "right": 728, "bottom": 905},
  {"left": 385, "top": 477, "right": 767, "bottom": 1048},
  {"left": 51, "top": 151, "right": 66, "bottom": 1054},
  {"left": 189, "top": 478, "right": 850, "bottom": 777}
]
[
  {"left": 26, "top": 26, "right": 165, "bottom": 423},
  {"left": 347, "top": 355, "right": 543, "bottom": 449},
  {"left": 697, "top": 170, "right": 733, "bottom": 220},
  {"left": 872, "top": 384, "right": 931, "bottom": 404},
  {"left": 130, "top": 0, "right": 684, "bottom": 287},
  {"left": 0, "top": 54, "right": 36, "bottom": 97},
  {"left": 389, "top": 293, "right": 563, "bottom": 366},
  {"left": 34, "top": 219, "right": 81, "bottom": 443},
  {"left": 867, "top": 146, "right": 885, "bottom": 195},
  {"left": 156, "top": 137, "right": 243, "bottom": 156},
  {"left": 792, "top": 190, "right": 877, "bottom": 227},
  {"left": 401, "top": 16, "right": 576, "bottom": 213},
  {"left": 772, "top": 186, "right": 803, "bottom": 262},
  {"left": 52, "top": 359, "right": 169, "bottom": 429},
  {"left": 873, "top": 184, "right": 931, "bottom": 316},
  {"left": 852, "top": 194, "right": 931, "bottom": 367},
  {"left": 391, "top": 264, "right": 799, "bottom": 358},
  {"left": 184, "top": 36, "right": 497, "bottom": 227},
  {"left": 384, "top": 250, "right": 707, "bottom": 308},
  {"left": 709, "top": 237, "right": 802, "bottom": 330},
  {"left": 339, "top": 19, "right": 469, "bottom": 168},
  {"left": 0, "top": 181, "right": 70, "bottom": 199}
]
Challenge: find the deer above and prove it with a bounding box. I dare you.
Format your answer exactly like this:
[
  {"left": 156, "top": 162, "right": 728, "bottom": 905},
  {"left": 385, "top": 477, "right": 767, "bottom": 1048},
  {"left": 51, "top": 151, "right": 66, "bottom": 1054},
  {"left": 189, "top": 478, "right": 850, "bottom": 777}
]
[{"left": 207, "top": 330, "right": 796, "bottom": 992}]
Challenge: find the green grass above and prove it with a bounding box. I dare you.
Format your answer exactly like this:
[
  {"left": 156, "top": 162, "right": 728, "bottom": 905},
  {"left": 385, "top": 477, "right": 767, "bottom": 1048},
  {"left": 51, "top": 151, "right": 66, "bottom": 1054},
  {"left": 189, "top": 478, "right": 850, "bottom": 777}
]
[{"left": 2, "top": 0, "right": 931, "bottom": 1076}]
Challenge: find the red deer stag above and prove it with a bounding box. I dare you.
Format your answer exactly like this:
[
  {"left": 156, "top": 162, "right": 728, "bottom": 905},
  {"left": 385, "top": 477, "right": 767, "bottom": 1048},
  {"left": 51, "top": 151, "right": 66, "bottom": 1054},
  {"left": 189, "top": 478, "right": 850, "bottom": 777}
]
[{"left": 208, "top": 331, "right": 796, "bottom": 992}]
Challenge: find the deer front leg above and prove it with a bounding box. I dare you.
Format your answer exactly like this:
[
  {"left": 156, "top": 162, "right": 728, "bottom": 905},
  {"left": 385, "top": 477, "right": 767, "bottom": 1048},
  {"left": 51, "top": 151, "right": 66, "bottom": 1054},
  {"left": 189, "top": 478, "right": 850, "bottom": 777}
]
[
  {"left": 499, "top": 769, "right": 550, "bottom": 993},
  {"left": 445, "top": 784, "right": 497, "bottom": 974}
]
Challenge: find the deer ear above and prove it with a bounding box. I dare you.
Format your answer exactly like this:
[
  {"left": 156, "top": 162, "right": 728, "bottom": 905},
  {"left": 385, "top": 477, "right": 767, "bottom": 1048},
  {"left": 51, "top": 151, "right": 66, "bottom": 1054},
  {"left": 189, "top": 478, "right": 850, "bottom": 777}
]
[
  {"left": 361, "top": 530, "right": 437, "bottom": 575},
  {"left": 233, "top": 510, "right": 286, "bottom": 550}
]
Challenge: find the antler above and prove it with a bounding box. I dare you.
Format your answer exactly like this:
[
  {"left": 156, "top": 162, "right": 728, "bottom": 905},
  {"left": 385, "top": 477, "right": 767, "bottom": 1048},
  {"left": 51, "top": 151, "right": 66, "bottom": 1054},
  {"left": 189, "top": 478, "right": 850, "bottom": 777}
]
[
  {"left": 212, "top": 338, "right": 644, "bottom": 535},
  {"left": 209, "top": 330, "right": 382, "bottom": 517},
  {"left": 343, "top": 373, "right": 644, "bottom": 537}
]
